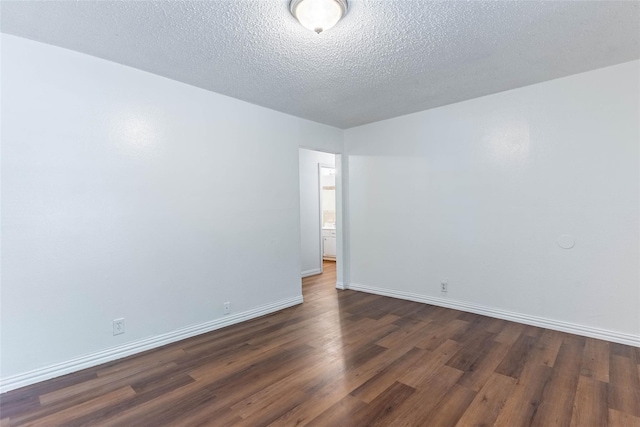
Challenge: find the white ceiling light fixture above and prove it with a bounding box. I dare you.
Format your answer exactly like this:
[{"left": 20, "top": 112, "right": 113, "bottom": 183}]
[{"left": 290, "top": 0, "right": 348, "bottom": 34}]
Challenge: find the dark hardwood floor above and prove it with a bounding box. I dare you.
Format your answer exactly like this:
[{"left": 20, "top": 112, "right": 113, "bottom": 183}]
[{"left": 2, "top": 260, "right": 639, "bottom": 426}]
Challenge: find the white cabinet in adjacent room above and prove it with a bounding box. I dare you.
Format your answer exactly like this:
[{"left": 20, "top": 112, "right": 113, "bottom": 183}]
[{"left": 322, "top": 229, "right": 336, "bottom": 259}]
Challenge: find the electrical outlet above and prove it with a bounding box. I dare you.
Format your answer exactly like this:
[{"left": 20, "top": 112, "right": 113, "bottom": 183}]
[
  {"left": 441, "top": 281, "right": 448, "bottom": 293},
  {"left": 113, "top": 318, "right": 125, "bottom": 336},
  {"left": 223, "top": 302, "right": 230, "bottom": 315}
]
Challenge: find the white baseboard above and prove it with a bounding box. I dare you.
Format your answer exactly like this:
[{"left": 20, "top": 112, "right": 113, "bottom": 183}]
[
  {"left": 0, "top": 295, "right": 303, "bottom": 394},
  {"left": 301, "top": 268, "right": 322, "bottom": 278},
  {"left": 335, "top": 282, "right": 345, "bottom": 290},
  {"left": 347, "top": 283, "right": 640, "bottom": 348}
]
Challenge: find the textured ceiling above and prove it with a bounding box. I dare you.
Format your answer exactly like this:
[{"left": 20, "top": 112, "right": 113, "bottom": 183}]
[{"left": 2, "top": 1, "right": 639, "bottom": 129}]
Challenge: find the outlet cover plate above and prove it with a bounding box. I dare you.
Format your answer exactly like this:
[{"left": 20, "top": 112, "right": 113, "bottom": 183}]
[{"left": 113, "top": 318, "right": 125, "bottom": 335}]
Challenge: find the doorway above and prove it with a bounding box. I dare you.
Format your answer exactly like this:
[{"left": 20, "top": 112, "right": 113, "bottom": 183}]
[
  {"left": 298, "top": 148, "right": 341, "bottom": 284},
  {"left": 319, "top": 165, "right": 336, "bottom": 263}
]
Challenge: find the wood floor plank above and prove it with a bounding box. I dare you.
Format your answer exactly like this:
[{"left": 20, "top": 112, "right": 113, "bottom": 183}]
[
  {"left": 95, "top": 348, "right": 187, "bottom": 378},
  {"left": 1, "top": 261, "right": 638, "bottom": 427},
  {"left": 304, "top": 394, "right": 369, "bottom": 427},
  {"left": 387, "top": 365, "right": 466, "bottom": 427},
  {"left": 39, "top": 361, "right": 179, "bottom": 406},
  {"left": 415, "top": 319, "right": 468, "bottom": 351},
  {"left": 350, "top": 346, "right": 426, "bottom": 403},
  {"left": 238, "top": 390, "right": 310, "bottom": 427},
  {"left": 7, "top": 363, "right": 181, "bottom": 426},
  {"left": 0, "top": 371, "right": 97, "bottom": 419},
  {"left": 609, "top": 354, "right": 640, "bottom": 417},
  {"left": 455, "top": 373, "right": 516, "bottom": 426},
  {"left": 456, "top": 340, "right": 509, "bottom": 392},
  {"left": 43, "top": 371, "right": 199, "bottom": 427},
  {"left": 91, "top": 381, "right": 216, "bottom": 427},
  {"left": 130, "top": 371, "right": 195, "bottom": 396},
  {"left": 530, "top": 338, "right": 585, "bottom": 427},
  {"left": 230, "top": 352, "right": 341, "bottom": 419},
  {"left": 608, "top": 409, "right": 640, "bottom": 427},
  {"left": 570, "top": 376, "right": 608, "bottom": 427},
  {"left": 272, "top": 342, "right": 417, "bottom": 427},
  {"left": 313, "top": 343, "right": 419, "bottom": 401},
  {"left": 0, "top": 393, "right": 40, "bottom": 420},
  {"left": 446, "top": 331, "right": 496, "bottom": 373},
  {"left": 495, "top": 333, "right": 539, "bottom": 379},
  {"left": 172, "top": 406, "right": 243, "bottom": 427},
  {"left": 413, "top": 383, "right": 476, "bottom": 427},
  {"left": 484, "top": 317, "right": 509, "bottom": 335},
  {"left": 105, "top": 387, "right": 219, "bottom": 427},
  {"left": 524, "top": 325, "right": 545, "bottom": 338},
  {"left": 398, "top": 339, "right": 461, "bottom": 388},
  {"left": 345, "top": 381, "right": 416, "bottom": 427},
  {"left": 531, "top": 329, "right": 563, "bottom": 368},
  {"left": 581, "top": 338, "right": 610, "bottom": 382},
  {"left": 187, "top": 342, "right": 313, "bottom": 383},
  {"left": 376, "top": 318, "right": 433, "bottom": 350},
  {"left": 494, "top": 322, "right": 527, "bottom": 346},
  {"left": 494, "top": 363, "right": 554, "bottom": 427},
  {"left": 611, "top": 342, "right": 637, "bottom": 359},
  {"left": 17, "top": 387, "right": 135, "bottom": 427},
  {"left": 267, "top": 385, "right": 350, "bottom": 426}
]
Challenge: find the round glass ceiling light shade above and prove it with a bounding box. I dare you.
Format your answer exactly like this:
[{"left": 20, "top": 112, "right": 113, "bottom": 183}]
[{"left": 290, "top": 0, "right": 348, "bottom": 34}]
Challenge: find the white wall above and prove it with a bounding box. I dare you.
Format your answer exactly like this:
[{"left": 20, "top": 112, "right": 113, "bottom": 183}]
[
  {"left": 344, "top": 60, "right": 640, "bottom": 344},
  {"left": 2, "top": 32, "right": 637, "bottom": 393},
  {"left": 299, "top": 148, "right": 335, "bottom": 276},
  {"left": 0, "top": 34, "right": 342, "bottom": 384}
]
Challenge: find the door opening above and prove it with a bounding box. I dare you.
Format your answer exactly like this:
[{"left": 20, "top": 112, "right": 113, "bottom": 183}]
[
  {"left": 320, "top": 165, "right": 336, "bottom": 263},
  {"left": 298, "top": 148, "right": 341, "bottom": 286}
]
